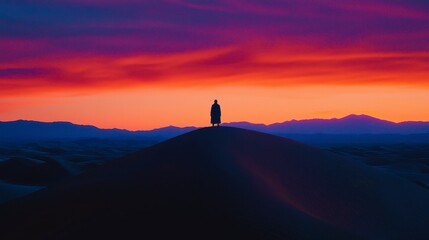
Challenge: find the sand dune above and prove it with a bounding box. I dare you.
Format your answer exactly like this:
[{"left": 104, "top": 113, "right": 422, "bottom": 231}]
[
  {"left": 1, "top": 127, "right": 429, "bottom": 239},
  {"left": 0, "top": 181, "right": 44, "bottom": 204}
]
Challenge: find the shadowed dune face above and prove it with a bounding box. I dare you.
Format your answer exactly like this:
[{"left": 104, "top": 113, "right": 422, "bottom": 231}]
[
  {"left": 1, "top": 127, "right": 429, "bottom": 240},
  {"left": 225, "top": 133, "right": 388, "bottom": 234},
  {"left": 0, "top": 181, "right": 44, "bottom": 204},
  {"left": 0, "top": 157, "right": 69, "bottom": 185},
  {"left": 0, "top": 139, "right": 156, "bottom": 203}
]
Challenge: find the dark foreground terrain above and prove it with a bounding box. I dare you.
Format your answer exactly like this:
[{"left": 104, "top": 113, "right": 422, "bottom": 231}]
[
  {"left": 1, "top": 127, "right": 429, "bottom": 240},
  {"left": 0, "top": 139, "right": 157, "bottom": 203},
  {"left": 326, "top": 144, "right": 429, "bottom": 189},
  {"left": 1, "top": 136, "right": 428, "bottom": 204}
]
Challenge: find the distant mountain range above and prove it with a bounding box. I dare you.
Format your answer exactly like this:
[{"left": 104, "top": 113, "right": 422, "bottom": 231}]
[
  {"left": 225, "top": 114, "right": 429, "bottom": 134},
  {"left": 0, "top": 120, "right": 196, "bottom": 141},
  {"left": 1, "top": 114, "right": 429, "bottom": 143}
]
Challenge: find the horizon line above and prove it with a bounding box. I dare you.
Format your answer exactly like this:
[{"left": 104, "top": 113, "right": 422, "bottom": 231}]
[{"left": 2, "top": 114, "right": 429, "bottom": 132}]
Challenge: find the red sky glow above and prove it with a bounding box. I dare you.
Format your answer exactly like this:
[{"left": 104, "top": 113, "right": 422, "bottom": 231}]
[{"left": 1, "top": 0, "right": 429, "bottom": 130}]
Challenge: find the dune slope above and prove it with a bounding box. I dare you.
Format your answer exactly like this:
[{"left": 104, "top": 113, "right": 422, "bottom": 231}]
[{"left": 1, "top": 127, "right": 429, "bottom": 240}]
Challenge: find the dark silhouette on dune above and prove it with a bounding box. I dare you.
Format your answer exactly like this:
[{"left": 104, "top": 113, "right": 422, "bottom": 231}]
[
  {"left": 210, "top": 99, "right": 221, "bottom": 126},
  {"left": 1, "top": 127, "right": 429, "bottom": 240}
]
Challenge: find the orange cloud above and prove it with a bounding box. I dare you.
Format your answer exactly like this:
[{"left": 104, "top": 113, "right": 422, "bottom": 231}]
[{"left": 1, "top": 43, "right": 428, "bottom": 98}]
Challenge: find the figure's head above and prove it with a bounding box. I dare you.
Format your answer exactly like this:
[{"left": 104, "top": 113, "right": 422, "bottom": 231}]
[{"left": 214, "top": 99, "right": 218, "bottom": 103}]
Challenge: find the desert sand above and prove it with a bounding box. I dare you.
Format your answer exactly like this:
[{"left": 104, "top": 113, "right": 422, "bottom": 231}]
[{"left": 1, "top": 127, "right": 429, "bottom": 239}]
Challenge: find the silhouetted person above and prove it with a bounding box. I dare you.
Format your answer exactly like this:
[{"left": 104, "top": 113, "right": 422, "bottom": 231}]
[{"left": 211, "top": 99, "right": 221, "bottom": 127}]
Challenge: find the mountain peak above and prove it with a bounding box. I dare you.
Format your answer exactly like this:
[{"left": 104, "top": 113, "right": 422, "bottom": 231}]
[{"left": 341, "top": 114, "right": 383, "bottom": 121}]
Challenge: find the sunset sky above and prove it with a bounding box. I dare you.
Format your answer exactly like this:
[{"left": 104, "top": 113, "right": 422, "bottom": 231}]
[{"left": 1, "top": 0, "right": 428, "bottom": 130}]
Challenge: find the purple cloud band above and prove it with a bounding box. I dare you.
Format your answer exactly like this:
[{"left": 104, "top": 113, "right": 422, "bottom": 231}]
[{"left": 0, "top": 0, "right": 428, "bottom": 93}]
